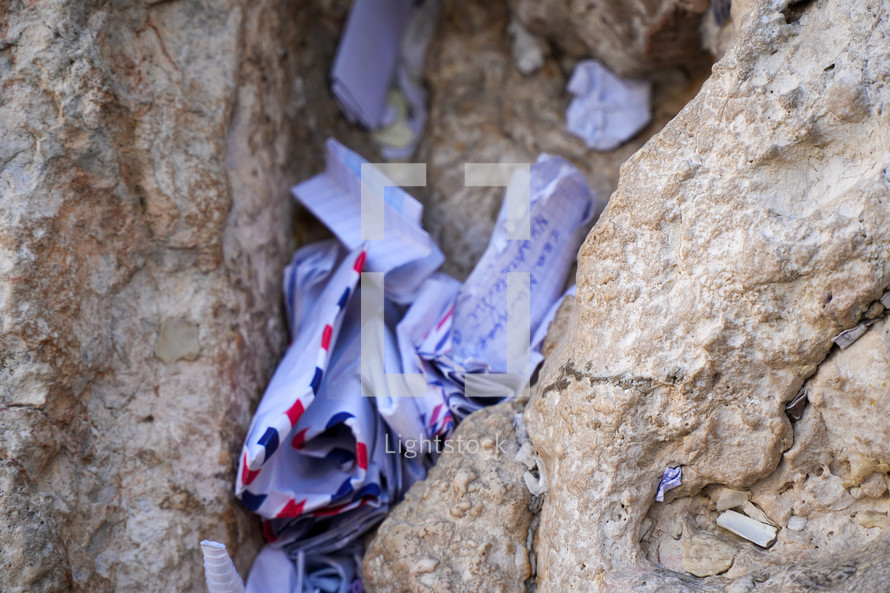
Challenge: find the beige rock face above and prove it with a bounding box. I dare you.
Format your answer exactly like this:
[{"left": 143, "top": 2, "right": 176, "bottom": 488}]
[
  {"left": 808, "top": 316, "right": 890, "bottom": 486},
  {"left": 362, "top": 401, "right": 536, "bottom": 593},
  {"left": 527, "top": 0, "right": 890, "bottom": 591},
  {"left": 509, "top": 0, "right": 712, "bottom": 77},
  {"left": 681, "top": 534, "right": 737, "bottom": 577},
  {"left": 0, "top": 2, "right": 368, "bottom": 592},
  {"left": 418, "top": 1, "right": 709, "bottom": 279},
  {"left": 642, "top": 382, "right": 890, "bottom": 589}
]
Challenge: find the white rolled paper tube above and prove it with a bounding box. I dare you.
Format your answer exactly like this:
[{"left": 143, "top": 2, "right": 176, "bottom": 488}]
[
  {"left": 716, "top": 510, "right": 777, "bottom": 548},
  {"left": 201, "top": 540, "right": 246, "bottom": 593}
]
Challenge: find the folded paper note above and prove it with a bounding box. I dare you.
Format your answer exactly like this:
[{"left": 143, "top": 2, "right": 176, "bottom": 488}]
[
  {"left": 655, "top": 466, "right": 682, "bottom": 502},
  {"left": 331, "top": 0, "right": 414, "bottom": 130},
  {"left": 832, "top": 320, "right": 874, "bottom": 349},
  {"left": 234, "top": 138, "right": 596, "bottom": 591},
  {"left": 784, "top": 387, "right": 808, "bottom": 421},
  {"left": 331, "top": 0, "right": 437, "bottom": 160}
]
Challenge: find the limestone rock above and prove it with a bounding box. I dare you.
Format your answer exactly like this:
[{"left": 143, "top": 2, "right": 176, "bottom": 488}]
[
  {"left": 681, "top": 534, "right": 737, "bottom": 577},
  {"left": 527, "top": 0, "right": 890, "bottom": 591},
  {"left": 0, "top": 2, "right": 369, "bottom": 592},
  {"left": 855, "top": 511, "right": 889, "bottom": 529},
  {"left": 509, "top": 0, "right": 712, "bottom": 77},
  {"left": 807, "top": 316, "right": 890, "bottom": 487},
  {"left": 540, "top": 295, "right": 575, "bottom": 360},
  {"left": 362, "top": 401, "right": 534, "bottom": 593},
  {"left": 418, "top": 1, "right": 710, "bottom": 279},
  {"left": 154, "top": 319, "right": 201, "bottom": 365}
]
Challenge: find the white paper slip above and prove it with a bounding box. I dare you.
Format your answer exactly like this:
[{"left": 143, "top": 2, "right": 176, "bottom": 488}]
[
  {"left": 293, "top": 139, "right": 443, "bottom": 304},
  {"left": 566, "top": 60, "right": 651, "bottom": 151},
  {"left": 717, "top": 510, "right": 778, "bottom": 548},
  {"left": 331, "top": 0, "right": 414, "bottom": 129},
  {"left": 201, "top": 541, "right": 246, "bottom": 593}
]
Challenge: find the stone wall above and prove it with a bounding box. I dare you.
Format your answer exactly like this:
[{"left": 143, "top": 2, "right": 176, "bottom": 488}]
[
  {"left": 365, "top": 0, "right": 890, "bottom": 591},
  {"left": 527, "top": 0, "right": 890, "bottom": 589},
  {"left": 0, "top": 1, "right": 367, "bottom": 591},
  {"left": 6, "top": 0, "right": 890, "bottom": 592}
]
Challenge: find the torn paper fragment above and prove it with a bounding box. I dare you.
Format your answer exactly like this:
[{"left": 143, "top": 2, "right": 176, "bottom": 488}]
[
  {"left": 566, "top": 60, "right": 651, "bottom": 151},
  {"left": 293, "top": 139, "right": 444, "bottom": 304},
  {"left": 508, "top": 17, "right": 547, "bottom": 75},
  {"left": 832, "top": 320, "right": 873, "bottom": 349},
  {"left": 245, "top": 546, "right": 296, "bottom": 593},
  {"left": 786, "top": 515, "right": 807, "bottom": 532},
  {"left": 714, "top": 487, "right": 749, "bottom": 511},
  {"left": 881, "top": 291, "right": 890, "bottom": 309},
  {"left": 201, "top": 540, "right": 246, "bottom": 593},
  {"left": 741, "top": 501, "right": 775, "bottom": 526},
  {"left": 375, "top": 0, "right": 440, "bottom": 160},
  {"left": 716, "top": 510, "right": 778, "bottom": 548},
  {"left": 785, "top": 387, "right": 808, "bottom": 421},
  {"left": 655, "top": 466, "right": 682, "bottom": 502},
  {"left": 331, "top": 0, "right": 414, "bottom": 129},
  {"left": 372, "top": 90, "right": 416, "bottom": 152},
  {"left": 524, "top": 467, "right": 549, "bottom": 496}
]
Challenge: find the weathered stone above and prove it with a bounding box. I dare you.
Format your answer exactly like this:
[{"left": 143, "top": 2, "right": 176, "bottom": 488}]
[
  {"left": 527, "top": 0, "right": 890, "bottom": 591},
  {"left": 509, "top": 0, "right": 712, "bottom": 77},
  {"left": 858, "top": 473, "right": 888, "bottom": 499},
  {"left": 418, "top": 0, "right": 710, "bottom": 279},
  {"left": 808, "top": 316, "right": 890, "bottom": 487},
  {"left": 154, "top": 319, "right": 201, "bottom": 364},
  {"left": 362, "top": 401, "right": 534, "bottom": 593},
  {"left": 0, "top": 1, "right": 371, "bottom": 592},
  {"left": 681, "top": 534, "right": 737, "bottom": 577},
  {"left": 855, "top": 511, "right": 889, "bottom": 529}
]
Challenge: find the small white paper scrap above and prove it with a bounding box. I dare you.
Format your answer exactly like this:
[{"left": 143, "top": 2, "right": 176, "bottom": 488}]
[
  {"left": 832, "top": 320, "right": 873, "bottom": 349},
  {"left": 566, "top": 60, "right": 651, "bottom": 151},
  {"left": 716, "top": 510, "right": 778, "bottom": 548}
]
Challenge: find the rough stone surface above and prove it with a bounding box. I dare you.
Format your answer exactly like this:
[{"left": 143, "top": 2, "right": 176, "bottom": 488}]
[
  {"left": 154, "top": 318, "right": 201, "bottom": 364},
  {"left": 808, "top": 316, "right": 890, "bottom": 487},
  {"left": 0, "top": 2, "right": 369, "bottom": 592},
  {"left": 527, "top": 0, "right": 890, "bottom": 591},
  {"left": 681, "top": 534, "right": 737, "bottom": 577},
  {"left": 509, "top": 0, "right": 712, "bottom": 77},
  {"left": 418, "top": 0, "right": 710, "bottom": 279},
  {"left": 362, "top": 400, "right": 535, "bottom": 593}
]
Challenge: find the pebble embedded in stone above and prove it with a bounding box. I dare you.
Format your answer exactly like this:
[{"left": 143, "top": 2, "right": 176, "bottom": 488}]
[
  {"left": 154, "top": 318, "right": 201, "bottom": 364},
  {"left": 681, "top": 534, "right": 737, "bottom": 577}
]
